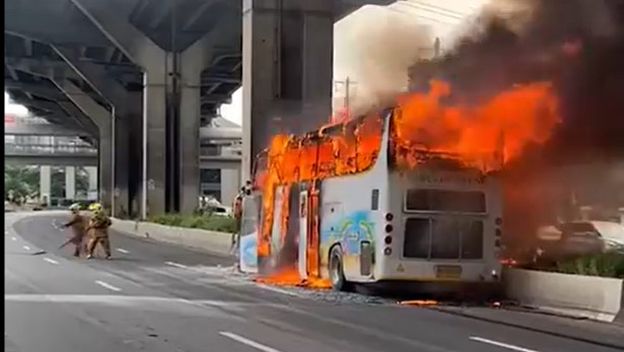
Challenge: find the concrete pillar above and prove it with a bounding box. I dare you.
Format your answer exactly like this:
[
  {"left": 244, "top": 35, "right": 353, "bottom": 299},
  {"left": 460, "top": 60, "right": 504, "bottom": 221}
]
[
  {"left": 242, "top": 0, "right": 334, "bottom": 179},
  {"left": 113, "top": 116, "right": 130, "bottom": 217},
  {"left": 57, "top": 80, "right": 114, "bottom": 211},
  {"left": 65, "top": 166, "right": 76, "bottom": 200},
  {"left": 178, "top": 39, "right": 212, "bottom": 215},
  {"left": 54, "top": 44, "right": 138, "bottom": 218},
  {"left": 87, "top": 166, "right": 98, "bottom": 195},
  {"left": 59, "top": 1, "right": 168, "bottom": 217},
  {"left": 142, "top": 63, "right": 168, "bottom": 217},
  {"left": 221, "top": 168, "right": 241, "bottom": 207},
  {"left": 40, "top": 165, "right": 51, "bottom": 206},
  {"left": 98, "top": 131, "right": 114, "bottom": 209}
]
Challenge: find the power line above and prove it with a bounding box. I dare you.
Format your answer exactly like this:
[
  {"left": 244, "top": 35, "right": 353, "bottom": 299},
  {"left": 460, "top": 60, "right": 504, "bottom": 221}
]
[
  {"left": 386, "top": 6, "right": 457, "bottom": 26},
  {"left": 397, "top": 1, "right": 465, "bottom": 21},
  {"left": 409, "top": 0, "right": 471, "bottom": 18}
]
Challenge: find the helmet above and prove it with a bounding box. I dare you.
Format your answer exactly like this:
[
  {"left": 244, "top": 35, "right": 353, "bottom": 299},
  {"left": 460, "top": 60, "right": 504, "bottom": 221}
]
[
  {"left": 69, "top": 203, "right": 81, "bottom": 212},
  {"left": 88, "top": 203, "right": 103, "bottom": 213}
]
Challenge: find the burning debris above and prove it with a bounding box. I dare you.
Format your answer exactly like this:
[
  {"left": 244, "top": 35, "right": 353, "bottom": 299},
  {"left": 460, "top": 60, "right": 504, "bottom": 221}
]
[{"left": 399, "top": 300, "right": 439, "bottom": 307}]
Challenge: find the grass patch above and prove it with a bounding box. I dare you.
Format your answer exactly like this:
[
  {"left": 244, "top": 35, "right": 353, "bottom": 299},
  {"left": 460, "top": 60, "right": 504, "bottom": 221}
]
[
  {"left": 554, "top": 252, "right": 624, "bottom": 279},
  {"left": 148, "top": 213, "right": 237, "bottom": 233}
]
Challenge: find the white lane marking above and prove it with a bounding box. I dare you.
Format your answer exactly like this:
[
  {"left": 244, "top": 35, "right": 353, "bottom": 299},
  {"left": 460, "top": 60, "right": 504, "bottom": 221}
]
[
  {"left": 165, "top": 261, "right": 188, "bottom": 269},
  {"left": 116, "top": 248, "right": 130, "bottom": 254},
  {"left": 469, "top": 337, "right": 539, "bottom": 352},
  {"left": 12, "top": 237, "right": 17, "bottom": 241},
  {"left": 43, "top": 257, "right": 59, "bottom": 265},
  {"left": 95, "top": 280, "right": 122, "bottom": 292},
  {"left": 219, "top": 332, "right": 282, "bottom": 352},
  {"left": 23, "top": 245, "right": 31, "bottom": 251}
]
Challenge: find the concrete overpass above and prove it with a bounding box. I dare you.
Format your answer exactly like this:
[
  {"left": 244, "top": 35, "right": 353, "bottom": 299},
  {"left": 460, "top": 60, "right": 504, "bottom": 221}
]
[
  {"left": 4, "top": 141, "right": 99, "bottom": 167},
  {"left": 4, "top": 0, "right": 393, "bottom": 218}
]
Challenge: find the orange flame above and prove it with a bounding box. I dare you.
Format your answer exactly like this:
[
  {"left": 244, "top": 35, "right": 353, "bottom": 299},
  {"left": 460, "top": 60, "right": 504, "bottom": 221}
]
[
  {"left": 393, "top": 80, "right": 561, "bottom": 172},
  {"left": 399, "top": 300, "right": 439, "bottom": 306},
  {"left": 255, "top": 267, "right": 332, "bottom": 289}
]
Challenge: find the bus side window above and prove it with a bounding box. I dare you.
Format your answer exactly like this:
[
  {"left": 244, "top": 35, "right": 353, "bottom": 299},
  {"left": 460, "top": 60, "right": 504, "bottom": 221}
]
[{"left": 371, "top": 189, "right": 379, "bottom": 210}]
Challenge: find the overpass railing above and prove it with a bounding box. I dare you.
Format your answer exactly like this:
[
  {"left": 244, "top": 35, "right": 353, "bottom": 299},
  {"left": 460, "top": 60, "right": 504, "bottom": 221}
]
[{"left": 4, "top": 142, "right": 97, "bottom": 156}]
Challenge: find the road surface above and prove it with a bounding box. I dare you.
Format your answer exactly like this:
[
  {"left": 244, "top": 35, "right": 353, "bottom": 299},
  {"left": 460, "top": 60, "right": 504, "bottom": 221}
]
[{"left": 5, "top": 212, "right": 623, "bottom": 352}]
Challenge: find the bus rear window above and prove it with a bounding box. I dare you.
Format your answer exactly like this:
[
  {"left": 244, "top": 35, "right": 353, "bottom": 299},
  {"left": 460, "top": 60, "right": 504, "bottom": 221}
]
[
  {"left": 405, "top": 189, "right": 486, "bottom": 213},
  {"left": 403, "top": 218, "right": 484, "bottom": 259}
]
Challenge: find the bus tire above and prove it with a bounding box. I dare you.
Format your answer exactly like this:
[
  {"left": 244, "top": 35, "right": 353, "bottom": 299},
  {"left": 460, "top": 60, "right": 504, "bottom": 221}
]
[{"left": 329, "top": 246, "right": 350, "bottom": 291}]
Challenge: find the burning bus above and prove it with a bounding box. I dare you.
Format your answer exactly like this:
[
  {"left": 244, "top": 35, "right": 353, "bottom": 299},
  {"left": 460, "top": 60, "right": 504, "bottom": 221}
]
[{"left": 239, "top": 79, "right": 559, "bottom": 291}]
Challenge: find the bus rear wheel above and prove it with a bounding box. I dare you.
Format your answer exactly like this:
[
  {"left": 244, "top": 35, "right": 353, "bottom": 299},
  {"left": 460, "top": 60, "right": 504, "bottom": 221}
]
[{"left": 329, "top": 246, "right": 350, "bottom": 291}]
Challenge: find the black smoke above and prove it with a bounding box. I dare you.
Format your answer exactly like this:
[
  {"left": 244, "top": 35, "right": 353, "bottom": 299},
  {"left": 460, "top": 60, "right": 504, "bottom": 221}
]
[
  {"left": 409, "top": 0, "right": 624, "bottom": 253},
  {"left": 420, "top": 0, "right": 624, "bottom": 161}
]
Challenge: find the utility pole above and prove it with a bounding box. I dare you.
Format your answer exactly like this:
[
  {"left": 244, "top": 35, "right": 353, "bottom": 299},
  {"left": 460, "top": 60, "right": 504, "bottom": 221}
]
[{"left": 334, "top": 77, "right": 358, "bottom": 121}]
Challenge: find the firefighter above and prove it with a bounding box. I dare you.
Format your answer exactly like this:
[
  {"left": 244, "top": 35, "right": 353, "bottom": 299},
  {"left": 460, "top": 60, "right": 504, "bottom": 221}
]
[
  {"left": 85, "top": 203, "right": 112, "bottom": 259},
  {"left": 231, "top": 189, "right": 244, "bottom": 253},
  {"left": 62, "top": 203, "right": 88, "bottom": 257}
]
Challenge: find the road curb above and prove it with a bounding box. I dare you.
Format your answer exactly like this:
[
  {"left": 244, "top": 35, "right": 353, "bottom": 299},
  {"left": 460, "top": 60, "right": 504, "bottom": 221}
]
[
  {"left": 503, "top": 268, "right": 623, "bottom": 322},
  {"left": 110, "top": 218, "right": 235, "bottom": 258},
  {"left": 616, "top": 281, "right": 624, "bottom": 325},
  {"left": 429, "top": 306, "right": 624, "bottom": 350}
]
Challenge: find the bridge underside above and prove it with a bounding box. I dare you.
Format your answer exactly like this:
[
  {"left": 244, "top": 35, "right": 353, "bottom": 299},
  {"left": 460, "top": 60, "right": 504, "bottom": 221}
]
[{"left": 5, "top": 0, "right": 393, "bottom": 217}]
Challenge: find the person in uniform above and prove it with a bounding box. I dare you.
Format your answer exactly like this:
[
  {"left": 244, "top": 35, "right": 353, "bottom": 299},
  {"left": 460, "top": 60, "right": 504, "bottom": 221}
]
[
  {"left": 62, "top": 203, "right": 88, "bottom": 257},
  {"left": 85, "top": 203, "right": 113, "bottom": 259}
]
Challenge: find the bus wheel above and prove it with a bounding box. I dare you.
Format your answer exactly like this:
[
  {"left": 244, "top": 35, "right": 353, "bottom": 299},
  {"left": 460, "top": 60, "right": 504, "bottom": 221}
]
[{"left": 329, "top": 246, "right": 350, "bottom": 291}]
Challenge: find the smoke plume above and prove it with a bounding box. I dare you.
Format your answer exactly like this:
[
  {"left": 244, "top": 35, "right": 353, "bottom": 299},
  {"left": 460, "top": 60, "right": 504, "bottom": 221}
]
[
  {"left": 432, "top": 0, "right": 624, "bottom": 160},
  {"left": 334, "top": 6, "right": 433, "bottom": 116},
  {"left": 436, "top": 0, "right": 624, "bottom": 250}
]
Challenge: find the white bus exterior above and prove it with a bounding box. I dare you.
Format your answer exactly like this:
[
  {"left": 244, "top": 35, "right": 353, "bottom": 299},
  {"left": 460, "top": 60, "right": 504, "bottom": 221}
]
[{"left": 244, "top": 110, "right": 504, "bottom": 291}]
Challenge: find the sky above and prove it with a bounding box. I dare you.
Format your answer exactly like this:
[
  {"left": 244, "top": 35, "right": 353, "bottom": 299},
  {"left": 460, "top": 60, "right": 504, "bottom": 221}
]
[{"left": 4, "top": 0, "right": 488, "bottom": 126}]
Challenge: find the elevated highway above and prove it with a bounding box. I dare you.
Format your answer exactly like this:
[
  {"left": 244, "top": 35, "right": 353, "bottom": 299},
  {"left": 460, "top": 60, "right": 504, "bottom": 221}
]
[{"left": 5, "top": 0, "right": 393, "bottom": 217}]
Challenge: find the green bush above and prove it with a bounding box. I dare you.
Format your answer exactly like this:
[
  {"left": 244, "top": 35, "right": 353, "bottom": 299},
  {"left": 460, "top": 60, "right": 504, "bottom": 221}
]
[
  {"left": 148, "top": 214, "right": 237, "bottom": 233},
  {"left": 555, "top": 252, "right": 624, "bottom": 279}
]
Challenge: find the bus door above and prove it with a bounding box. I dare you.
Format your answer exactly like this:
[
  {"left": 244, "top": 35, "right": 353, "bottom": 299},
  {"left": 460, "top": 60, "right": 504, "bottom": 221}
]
[
  {"left": 298, "top": 191, "right": 308, "bottom": 279},
  {"left": 298, "top": 185, "right": 321, "bottom": 279},
  {"left": 307, "top": 184, "right": 321, "bottom": 278}
]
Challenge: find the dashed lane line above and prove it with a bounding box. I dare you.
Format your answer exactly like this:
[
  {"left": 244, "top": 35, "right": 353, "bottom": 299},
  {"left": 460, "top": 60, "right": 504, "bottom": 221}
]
[
  {"left": 23, "top": 245, "right": 31, "bottom": 251},
  {"left": 469, "top": 337, "right": 539, "bottom": 352},
  {"left": 94, "top": 280, "right": 122, "bottom": 292},
  {"left": 116, "top": 248, "right": 130, "bottom": 254},
  {"left": 219, "top": 332, "right": 282, "bottom": 352},
  {"left": 43, "top": 257, "right": 59, "bottom": 265},
  {"left": 165, "top": 261, "right": 188, "bottom": 269}
]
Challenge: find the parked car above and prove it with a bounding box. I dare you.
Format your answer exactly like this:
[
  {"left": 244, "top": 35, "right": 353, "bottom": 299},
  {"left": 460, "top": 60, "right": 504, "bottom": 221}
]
[
  {"left": 207, "top": 205, "right": 233, "bottom": 217},
  {"left": 534, "top": 221, "right": 624, "bottom": 262}
]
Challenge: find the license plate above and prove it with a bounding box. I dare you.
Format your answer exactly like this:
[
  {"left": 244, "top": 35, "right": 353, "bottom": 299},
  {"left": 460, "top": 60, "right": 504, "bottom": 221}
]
[{"left": 435, "top": 265, "right": 462, "bottom": 279}]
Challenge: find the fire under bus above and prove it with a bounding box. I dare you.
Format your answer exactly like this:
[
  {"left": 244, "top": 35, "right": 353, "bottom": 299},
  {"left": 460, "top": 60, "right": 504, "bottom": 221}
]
[{"left": 239, "top": 108, "right": 504, "bottom": 292}]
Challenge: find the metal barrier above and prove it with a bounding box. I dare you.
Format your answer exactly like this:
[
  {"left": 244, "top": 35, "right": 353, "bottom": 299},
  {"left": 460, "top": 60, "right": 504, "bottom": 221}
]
[{"left": 4, "top": 142, "right": 97, "bottom": 156}]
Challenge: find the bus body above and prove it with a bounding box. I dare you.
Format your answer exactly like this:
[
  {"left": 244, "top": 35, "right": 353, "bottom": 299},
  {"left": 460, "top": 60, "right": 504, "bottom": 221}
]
[{"left": 242, "top": 109, "right": 503, "bottom": 290}]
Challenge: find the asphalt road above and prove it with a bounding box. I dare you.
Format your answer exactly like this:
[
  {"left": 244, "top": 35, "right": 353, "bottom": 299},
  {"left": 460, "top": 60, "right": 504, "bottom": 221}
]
[{"left": 5, "top": 212, "right": 623, "bottom": 352}]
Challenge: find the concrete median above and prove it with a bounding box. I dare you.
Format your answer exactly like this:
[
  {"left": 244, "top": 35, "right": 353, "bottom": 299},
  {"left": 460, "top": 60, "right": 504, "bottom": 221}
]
[
  {"left": 110, "top": 218, "right": 234, "bottom": 257},
  {"left": 504, "top": 267, "right": 624, "bottom": 323}
]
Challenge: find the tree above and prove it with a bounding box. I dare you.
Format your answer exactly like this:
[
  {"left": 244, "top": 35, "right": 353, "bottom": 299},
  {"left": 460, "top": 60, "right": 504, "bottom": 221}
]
[{"left": 4, "top": 166, "right": 39, "bottom": 201}]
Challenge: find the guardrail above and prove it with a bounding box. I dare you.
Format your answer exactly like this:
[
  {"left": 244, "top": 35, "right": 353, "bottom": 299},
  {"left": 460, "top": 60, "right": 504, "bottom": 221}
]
[
  {"left": 504, "top": 268, "right": 624, "bottom": 323},
  {"left": 4, "top": 143, "right": 97, "bottom": 155},
  {"left": 110, "top": 218, "right": 234, "bottom": 257}
]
